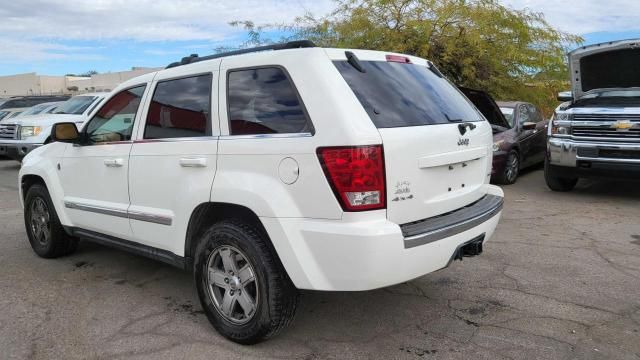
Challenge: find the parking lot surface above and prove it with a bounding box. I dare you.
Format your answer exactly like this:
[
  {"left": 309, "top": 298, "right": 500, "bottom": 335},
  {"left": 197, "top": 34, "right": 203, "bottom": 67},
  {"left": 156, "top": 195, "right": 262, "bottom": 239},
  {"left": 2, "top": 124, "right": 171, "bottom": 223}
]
[{"left": 0, "top": 161, "right": 639, "bottom": 360}]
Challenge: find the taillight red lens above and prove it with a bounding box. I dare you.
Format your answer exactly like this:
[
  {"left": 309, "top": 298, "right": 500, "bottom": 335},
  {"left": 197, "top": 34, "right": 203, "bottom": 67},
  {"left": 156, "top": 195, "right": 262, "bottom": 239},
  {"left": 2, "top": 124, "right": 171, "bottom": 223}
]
[{"left": 317, "top": 145, "right": 386, "bottom": 211}]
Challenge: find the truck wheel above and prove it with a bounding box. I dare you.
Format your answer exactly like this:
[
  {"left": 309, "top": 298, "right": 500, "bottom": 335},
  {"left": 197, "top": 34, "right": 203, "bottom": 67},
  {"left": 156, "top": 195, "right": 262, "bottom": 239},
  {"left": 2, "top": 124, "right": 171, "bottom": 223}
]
[
  {"left": 24, "top": 184, "right": 78, "bottom": 258},
  {"left": 194, "top": 219, "right": 298, "bottom": 344},
  {"left": 495, "top": 150, "right": 520, "bottom": 185},
  {"left": 544, "top": 160, "right": 578, "bottom": 192}
]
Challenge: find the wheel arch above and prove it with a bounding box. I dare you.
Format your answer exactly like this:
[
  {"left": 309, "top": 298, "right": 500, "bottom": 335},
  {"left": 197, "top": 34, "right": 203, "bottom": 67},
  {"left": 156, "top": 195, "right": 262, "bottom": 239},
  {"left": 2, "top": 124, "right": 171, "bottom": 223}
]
[{"left": 184, "top": 202, "right": 274, "bottom": 270}]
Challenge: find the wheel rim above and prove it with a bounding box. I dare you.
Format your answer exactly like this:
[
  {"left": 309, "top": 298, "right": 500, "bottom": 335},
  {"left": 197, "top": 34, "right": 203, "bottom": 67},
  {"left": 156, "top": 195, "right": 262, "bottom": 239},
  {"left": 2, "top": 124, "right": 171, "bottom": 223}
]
[
  {"left": 30, "top": 197, "right": 51, "bottom": 246},
  {"left": 206, "top": 245, "right": 259, "bottom": 324},
  {"left": 505, "top": 153, "right": 519, "bottom": 182}
]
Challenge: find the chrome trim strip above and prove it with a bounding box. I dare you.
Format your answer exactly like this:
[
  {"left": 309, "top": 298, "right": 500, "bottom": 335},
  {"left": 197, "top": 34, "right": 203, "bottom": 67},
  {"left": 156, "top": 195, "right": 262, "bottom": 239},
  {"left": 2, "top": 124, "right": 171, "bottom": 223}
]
[
  {"left": 64, "top": 201, "right": 128, "bottom": 219},
  {"left": 64, "top": 201, "right": 172, "bottom": 226},
  {"left": 133, "top": 136, "right": 220, "bottom": 143},
  {"left": 218, "top": 133, "right": 313, "bottom": 140},
  {"left": 402, "top": 195, "right": 503, "bottom": 249},
  {"left": 128, "top": 211, "right": 173, "bottom": 226},
  {"left": 576, "top": 156, "right": 640, "bottom": 164}
]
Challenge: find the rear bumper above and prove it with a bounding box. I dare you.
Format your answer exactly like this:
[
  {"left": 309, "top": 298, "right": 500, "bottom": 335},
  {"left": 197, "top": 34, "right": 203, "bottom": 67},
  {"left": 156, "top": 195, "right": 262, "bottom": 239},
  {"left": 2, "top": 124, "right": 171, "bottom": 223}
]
[
  {"left": 547, "top": 137, "right": 640, "bottom": 180},
  {"left": 263, "top": 185, "right": 504, "bottom": 291},
  {"left": 0, "top": 142, "right": 42, "bottom": 161}
]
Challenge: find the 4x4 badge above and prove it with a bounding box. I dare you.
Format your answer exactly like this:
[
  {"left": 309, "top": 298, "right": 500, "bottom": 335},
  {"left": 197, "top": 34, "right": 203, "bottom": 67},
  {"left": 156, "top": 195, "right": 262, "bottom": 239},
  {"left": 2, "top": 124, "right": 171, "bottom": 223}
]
[{"left": 458, "top": 138, "right": 470, "bottom": 146}]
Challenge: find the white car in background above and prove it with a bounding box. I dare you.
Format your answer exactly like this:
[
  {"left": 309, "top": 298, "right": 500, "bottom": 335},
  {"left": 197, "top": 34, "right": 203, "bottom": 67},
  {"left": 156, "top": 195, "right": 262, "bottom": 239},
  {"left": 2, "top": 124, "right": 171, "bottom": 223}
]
[
  {"left": 15, "top": 101, "right": 65, "bottom": 118},
  {"left": 0, "top": 93, "right": 107, "bottom": 161}
]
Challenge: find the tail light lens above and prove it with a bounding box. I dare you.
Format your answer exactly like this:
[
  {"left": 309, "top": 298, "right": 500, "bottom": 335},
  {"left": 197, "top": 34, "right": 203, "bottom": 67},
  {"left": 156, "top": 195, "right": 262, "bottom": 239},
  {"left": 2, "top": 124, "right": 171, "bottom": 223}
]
[{"left": 317, "top": 145, "right": 386, "bottom": 211}]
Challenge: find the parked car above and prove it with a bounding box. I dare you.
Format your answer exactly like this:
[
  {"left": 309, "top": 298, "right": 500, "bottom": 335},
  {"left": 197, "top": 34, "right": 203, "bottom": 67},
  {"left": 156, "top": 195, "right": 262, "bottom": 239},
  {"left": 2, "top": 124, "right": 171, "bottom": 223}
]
[
  {"left": 0, "top": 93, "right": 107, "bottom": 161},
  {"left": 0, "top": 95, "right": 69, "bottom": 111},
  {"left": 19, "top": 41, "right": 504, "bottom": 344},
  {"left": 16, "top": 101, "right": 65, "bottom": 118},
  {"left": 459, "top": 88, "right": 548, "bottom": 184},
  {"left": 546, "top": 38, "right": 640, "bottom": 191},
  {"left": 0, "top": 108, "right": 26, "bottom": 121}
]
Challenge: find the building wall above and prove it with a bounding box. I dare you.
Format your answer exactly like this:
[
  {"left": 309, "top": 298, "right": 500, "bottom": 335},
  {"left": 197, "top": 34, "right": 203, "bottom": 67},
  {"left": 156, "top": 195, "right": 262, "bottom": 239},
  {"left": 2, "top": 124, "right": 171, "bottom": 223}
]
[
  {"left": 0, "top": 68, "right": 161, "bottom": 97},
  {"left": 0, "top": 73, "right": 40, "bottom": 97}
]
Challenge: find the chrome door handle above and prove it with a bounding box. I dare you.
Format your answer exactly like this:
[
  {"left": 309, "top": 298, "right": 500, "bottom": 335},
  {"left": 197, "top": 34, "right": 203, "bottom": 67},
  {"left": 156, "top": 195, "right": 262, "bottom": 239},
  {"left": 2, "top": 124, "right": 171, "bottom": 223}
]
[
  {"left": 179, "top": 157, "right": 207, "bottom": 167},
  {"left": 104, "top": 158, "right": 124, "bottom": 167}
]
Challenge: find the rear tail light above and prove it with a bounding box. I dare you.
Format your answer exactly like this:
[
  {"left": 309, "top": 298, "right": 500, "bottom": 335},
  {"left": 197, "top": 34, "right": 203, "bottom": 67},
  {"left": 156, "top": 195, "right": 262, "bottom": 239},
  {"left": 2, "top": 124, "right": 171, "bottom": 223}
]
[{"left": 317, "top": 145, "right": 386, "bottom": 211}]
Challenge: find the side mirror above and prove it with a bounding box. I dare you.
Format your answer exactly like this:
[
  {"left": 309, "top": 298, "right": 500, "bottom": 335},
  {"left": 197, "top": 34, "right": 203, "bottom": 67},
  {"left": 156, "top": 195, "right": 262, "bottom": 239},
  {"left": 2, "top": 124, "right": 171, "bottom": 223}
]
[
  {"left": 522, "top": 122, "right": 536, "bottom": 131},
  {"left": 557, "top": 91, "right": 573, "bottom": 102},
  {"left": 51, "top": 122, "right": 80, "bottom": 143}
]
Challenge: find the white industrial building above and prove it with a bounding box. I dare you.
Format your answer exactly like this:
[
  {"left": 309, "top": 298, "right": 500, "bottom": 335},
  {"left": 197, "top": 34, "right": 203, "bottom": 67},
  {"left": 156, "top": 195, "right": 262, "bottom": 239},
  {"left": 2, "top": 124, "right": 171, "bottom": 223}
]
[{"left": 0, "top": 67, "right": 161, "bottom": 98}]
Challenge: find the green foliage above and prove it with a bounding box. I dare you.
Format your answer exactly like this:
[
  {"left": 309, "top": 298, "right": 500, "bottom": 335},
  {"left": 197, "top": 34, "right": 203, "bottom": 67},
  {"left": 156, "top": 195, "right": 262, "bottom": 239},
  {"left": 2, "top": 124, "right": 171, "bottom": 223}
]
[{"left": 233, "top": 0, "right": 582, "bottom": 116}]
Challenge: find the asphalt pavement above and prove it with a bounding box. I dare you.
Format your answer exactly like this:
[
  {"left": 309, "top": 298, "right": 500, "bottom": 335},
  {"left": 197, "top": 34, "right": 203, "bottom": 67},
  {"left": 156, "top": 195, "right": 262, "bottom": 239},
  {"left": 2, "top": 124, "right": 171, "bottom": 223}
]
[{"left": 1, "top": 160, "right": 639, "bottom": 360}]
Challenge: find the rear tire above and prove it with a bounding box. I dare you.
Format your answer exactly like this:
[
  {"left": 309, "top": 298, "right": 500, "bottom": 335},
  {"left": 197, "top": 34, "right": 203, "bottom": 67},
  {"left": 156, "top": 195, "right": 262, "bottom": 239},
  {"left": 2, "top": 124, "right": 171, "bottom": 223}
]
[
  {"left": 544, "top": 159, "right": 578, "bottom": 192},
  {"left": 194, "top": 219, "right": 298, "bottom": 344},
  {"left": 24, "top": 184, "right": 78, "bottom": 258}
]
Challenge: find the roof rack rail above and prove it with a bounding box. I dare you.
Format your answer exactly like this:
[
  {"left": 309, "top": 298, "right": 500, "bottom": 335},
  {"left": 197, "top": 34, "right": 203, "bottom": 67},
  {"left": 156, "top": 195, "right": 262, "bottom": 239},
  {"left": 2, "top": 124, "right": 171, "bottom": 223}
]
[{"left": 165, "top": 40, "right": 317, "bottom": 69}]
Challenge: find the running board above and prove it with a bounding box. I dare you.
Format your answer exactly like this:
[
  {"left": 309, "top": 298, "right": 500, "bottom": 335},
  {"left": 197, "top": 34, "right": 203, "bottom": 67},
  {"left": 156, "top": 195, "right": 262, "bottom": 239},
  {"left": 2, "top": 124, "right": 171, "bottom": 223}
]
[{"left": 66, "top": 227, "right": 187, "bottom": 270}]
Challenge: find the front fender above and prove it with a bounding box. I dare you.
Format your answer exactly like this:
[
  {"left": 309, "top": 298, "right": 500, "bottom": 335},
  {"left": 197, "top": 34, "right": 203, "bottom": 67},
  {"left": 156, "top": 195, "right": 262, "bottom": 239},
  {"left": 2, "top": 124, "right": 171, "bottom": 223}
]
[{"left": 19, "top": 142, "right": 70, "bottom": 225}]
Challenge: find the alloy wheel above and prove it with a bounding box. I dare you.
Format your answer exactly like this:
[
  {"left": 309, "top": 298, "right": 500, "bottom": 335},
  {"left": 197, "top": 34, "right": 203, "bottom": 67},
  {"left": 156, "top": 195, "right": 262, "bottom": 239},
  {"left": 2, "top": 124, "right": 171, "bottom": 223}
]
[
  {"left": 30, "top": 197, "right": 51, "bottom": 246},
  {"left": 206, "top": 245, "right": 259, "bottom": 324},
  {"left": 506, "top": 153, "right": 519, "bottom": 183}
]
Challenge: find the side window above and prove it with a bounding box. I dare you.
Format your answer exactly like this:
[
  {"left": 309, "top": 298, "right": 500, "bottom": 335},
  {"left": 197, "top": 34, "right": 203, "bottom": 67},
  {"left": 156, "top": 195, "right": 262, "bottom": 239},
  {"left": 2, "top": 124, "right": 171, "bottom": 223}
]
[
  {"left": 227, "top": 67, "right": 313, "bottom": 135},
  {"left": 528, "top": 104, "right": 542, "bottom": 123},
  {"left": 518, "top": 104, "right": 530, "bottom": 124},
  {"left": 144, "top": 74, "right": 212, "bottom": 139},
  {"left": 85, "top": 86, "right": 146, "bottom": 144}
]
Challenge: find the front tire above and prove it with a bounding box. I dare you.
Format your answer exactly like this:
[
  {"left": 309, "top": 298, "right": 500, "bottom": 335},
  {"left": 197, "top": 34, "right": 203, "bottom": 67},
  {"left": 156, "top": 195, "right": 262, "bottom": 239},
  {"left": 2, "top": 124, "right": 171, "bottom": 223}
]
[
  {"left": 24, "top": 184, "right": 78, "bottom": 258},
  {"left": 496, "top": 150, "right": 520, "bottom": 185},
  {"left": 544, "top": 159, "right": 578, "bottom": 191},
  {"left": 194, "top": 219, "right": 298, "bottom": 344}
]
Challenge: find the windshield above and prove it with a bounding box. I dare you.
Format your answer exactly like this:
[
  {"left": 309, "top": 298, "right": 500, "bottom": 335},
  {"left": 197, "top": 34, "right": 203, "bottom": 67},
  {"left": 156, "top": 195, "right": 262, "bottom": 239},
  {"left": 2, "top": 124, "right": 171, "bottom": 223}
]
[
  {"left": 334, "top": 60, "right": 481, "bottom": 128},
  {"left": 500, "top": 107, "right": 515, "bottom": 127},
  {"left": 0, "top": 111, "right": 9, "bottom": 120},
  {"left": 53, "top": 96, "right": 97, "bottom": 115},
  {"left": 20, "top": 103, "right": 50, "bottom": 116}
]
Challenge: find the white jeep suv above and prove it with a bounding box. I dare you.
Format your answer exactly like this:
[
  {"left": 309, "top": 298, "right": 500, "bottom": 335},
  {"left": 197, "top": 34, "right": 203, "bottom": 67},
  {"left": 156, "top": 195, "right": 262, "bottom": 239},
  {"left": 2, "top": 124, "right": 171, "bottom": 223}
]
[{"left": 18, "top": 41, "right": 504, "bottom": 344}]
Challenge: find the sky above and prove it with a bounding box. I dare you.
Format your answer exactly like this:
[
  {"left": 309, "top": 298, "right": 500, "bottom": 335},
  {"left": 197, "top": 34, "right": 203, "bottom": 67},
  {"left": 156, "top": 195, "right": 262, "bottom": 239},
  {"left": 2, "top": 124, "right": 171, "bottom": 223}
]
[{"left": 0, "top": 0, "right": 639, "bottom": 76}]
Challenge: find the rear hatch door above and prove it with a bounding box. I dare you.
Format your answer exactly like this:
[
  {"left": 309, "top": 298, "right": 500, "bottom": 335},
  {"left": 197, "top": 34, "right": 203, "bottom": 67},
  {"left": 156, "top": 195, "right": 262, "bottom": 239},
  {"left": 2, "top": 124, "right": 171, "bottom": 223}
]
[{"left": 332, "top": 51, "right": 493, "bottom": 224}]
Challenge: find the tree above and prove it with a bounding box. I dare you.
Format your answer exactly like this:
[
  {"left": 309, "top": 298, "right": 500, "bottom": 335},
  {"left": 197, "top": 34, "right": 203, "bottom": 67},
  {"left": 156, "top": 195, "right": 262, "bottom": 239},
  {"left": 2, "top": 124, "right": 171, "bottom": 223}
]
[{"left": 234, "top": 0, "right": 582, "bottom": 116}]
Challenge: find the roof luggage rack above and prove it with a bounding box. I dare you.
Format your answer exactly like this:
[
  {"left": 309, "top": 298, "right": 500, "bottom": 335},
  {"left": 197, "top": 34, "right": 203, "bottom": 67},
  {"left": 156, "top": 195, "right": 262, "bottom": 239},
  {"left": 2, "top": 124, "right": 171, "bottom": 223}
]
[{"left": 166, "top": 40, "right": 316, "bottom": 69}]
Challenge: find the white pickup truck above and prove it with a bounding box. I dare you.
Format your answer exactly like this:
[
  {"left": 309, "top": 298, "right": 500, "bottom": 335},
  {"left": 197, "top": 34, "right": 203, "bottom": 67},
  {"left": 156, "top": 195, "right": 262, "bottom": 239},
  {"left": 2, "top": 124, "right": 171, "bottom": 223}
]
[
  {"left": 0, "top": 93, "right": 107, "bottom": 161},
  {"left": 18, "top": 41, "right": 503, "bottom": 344},
  {"left": 546, "top": 39, "right": 640, "bottom": 190}
]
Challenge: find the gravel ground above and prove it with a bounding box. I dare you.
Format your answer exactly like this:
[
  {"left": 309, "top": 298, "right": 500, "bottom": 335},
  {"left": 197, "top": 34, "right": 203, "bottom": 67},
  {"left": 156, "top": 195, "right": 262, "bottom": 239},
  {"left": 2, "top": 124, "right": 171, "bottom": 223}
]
[{"left": 0, "top": 160, "right": 639, "bottom": 360}]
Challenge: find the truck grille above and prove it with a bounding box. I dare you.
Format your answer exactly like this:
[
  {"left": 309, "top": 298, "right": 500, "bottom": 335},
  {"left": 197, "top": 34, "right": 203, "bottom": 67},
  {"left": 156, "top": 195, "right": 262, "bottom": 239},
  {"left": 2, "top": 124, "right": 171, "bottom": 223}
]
[
  {"left": 0, "top": 124, "right": 18, "bottom": 139},
  {"left": 571, "top": 114, "right": 640, "bottom": 141}
]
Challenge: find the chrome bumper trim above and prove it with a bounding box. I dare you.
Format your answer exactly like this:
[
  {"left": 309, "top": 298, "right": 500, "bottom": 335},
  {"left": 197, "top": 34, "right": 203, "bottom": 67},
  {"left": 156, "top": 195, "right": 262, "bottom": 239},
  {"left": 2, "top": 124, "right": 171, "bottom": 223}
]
[
  {"left": 548, "top": 137, "right": 640, "bottom": 167},
  {"left": 401, "top": 195, "right": 503, "bottom": 249}
]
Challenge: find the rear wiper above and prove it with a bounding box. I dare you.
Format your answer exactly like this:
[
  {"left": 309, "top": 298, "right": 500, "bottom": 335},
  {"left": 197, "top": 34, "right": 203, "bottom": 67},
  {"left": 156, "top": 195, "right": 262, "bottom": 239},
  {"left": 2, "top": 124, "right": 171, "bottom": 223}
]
[
  {"left": 444, "top": 113, "right": 463, "bottom": 122},
  {"left": 345, "top": 51, "right": 366, "bottom": 73}
]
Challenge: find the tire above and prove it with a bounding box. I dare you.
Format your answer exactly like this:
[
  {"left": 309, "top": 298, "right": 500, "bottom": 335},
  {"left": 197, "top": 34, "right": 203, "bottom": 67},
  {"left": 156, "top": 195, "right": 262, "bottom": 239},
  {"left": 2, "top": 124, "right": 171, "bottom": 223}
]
[
  {"left": 24, "top": 184, "right": 78, "bottom": 258},
  {"left": 495, "top": 150, "right": 520, "bottom": 185},
  {"left": 194, "top": 219, "right": 298, "bottom": 344},
  {"left": 544, "top": 159, "right": 578, "bottom": 192}
]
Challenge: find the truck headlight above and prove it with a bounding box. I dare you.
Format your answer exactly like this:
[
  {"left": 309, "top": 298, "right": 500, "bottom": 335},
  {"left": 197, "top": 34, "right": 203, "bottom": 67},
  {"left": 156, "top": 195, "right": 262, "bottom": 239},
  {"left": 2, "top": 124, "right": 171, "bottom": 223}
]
[
  {"left": 550, "top": 120, "right": 571, "bottom": 135},
  {"left": 20, "top": 126, "right": 42, "bottom": 139},
  {"left": 492, "top": 140, "right": 504, "bottom": 152}
]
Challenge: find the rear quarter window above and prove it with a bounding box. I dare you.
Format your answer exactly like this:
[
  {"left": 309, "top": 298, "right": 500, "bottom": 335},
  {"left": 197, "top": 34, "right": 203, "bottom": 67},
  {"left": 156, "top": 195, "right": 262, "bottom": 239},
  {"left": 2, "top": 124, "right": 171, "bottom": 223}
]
[
  {"left": 227, "top": 67, "right": 313, "bottom": 135},
  {"left": 334, "top": 60, "right": 481, "bottom": 128}
]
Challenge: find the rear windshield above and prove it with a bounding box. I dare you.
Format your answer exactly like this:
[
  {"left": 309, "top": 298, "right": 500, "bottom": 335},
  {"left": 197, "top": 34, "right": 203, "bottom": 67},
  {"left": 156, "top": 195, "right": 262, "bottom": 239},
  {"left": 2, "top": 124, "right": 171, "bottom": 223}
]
[{"left": 334, "top": 60, "right": 481, "bottom": 128}]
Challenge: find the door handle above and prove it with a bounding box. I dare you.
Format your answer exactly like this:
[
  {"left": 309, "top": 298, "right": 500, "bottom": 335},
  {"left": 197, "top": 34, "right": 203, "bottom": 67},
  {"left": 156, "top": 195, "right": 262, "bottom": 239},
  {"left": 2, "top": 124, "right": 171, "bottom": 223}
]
[
  {"left": 104, "top": 158, "right": 124, "bottom": 167},
  {"left": 179, "top": 157, "right": 207, "bottom": 167}
]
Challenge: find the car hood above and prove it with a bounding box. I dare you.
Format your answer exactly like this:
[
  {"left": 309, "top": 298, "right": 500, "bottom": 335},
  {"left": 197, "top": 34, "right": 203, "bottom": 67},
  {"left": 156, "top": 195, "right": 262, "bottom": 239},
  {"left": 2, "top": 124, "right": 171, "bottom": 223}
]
[
  {"left": 458, "top": 87, "right": 511, "bottom": 129},
  {"left": 4, "top": 113, "right": 86, "bottom": 127},
  {"left": 569, "top": 39, "right": 640, "bottom": 99}
]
